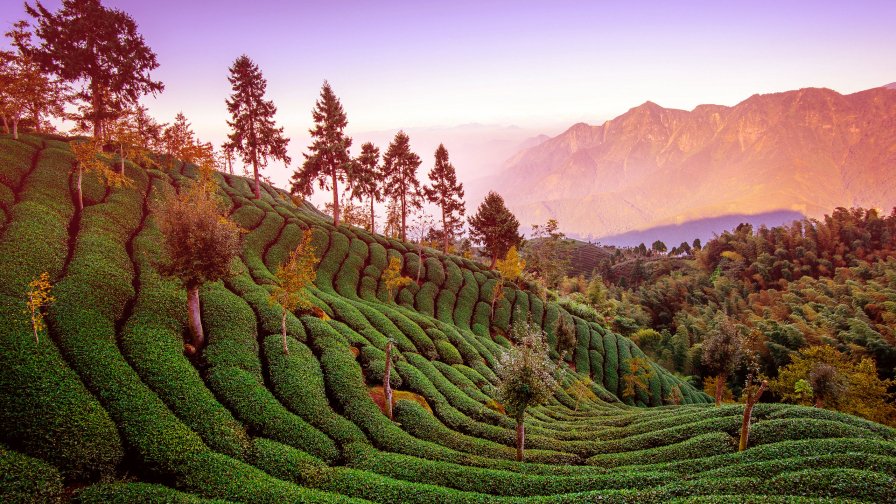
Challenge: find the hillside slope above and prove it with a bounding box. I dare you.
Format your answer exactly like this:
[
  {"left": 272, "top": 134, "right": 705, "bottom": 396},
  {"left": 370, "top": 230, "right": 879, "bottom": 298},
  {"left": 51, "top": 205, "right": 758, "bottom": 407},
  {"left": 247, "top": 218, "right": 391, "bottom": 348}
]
[
  {"left": 493, "top": 85, "right": 896, "bottom": 239},
  {"left": 1, "top": 134, "right": 895, "bottom": 503}
]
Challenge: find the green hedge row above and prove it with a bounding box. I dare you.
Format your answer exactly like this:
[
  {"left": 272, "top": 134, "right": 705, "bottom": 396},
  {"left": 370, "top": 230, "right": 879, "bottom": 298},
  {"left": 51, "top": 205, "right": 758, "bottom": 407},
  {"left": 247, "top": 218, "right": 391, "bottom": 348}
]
[
  {"left": 0, "top": 446, "right": 63, "bottom": 503},
  {"left": 264, "top": 334, "right": 368, "bottom": 446}
]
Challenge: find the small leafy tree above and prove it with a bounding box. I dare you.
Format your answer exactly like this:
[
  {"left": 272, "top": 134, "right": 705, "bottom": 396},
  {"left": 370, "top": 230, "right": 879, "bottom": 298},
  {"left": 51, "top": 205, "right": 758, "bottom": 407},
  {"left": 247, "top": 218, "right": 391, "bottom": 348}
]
[
  {"left": 468, "top": 191, "right": 522, "bottom": 268},
  {"left": 382, "top": 256, "right": 412, "bottom": 302},
  {"left": 621, "top": 357, "right": 654, "bottom": 401},
  {"left": 492, "top": 246, "right": 525, "bottom": 317},
  {"left": 523, "top": 219, "right": 572, "bottom": 289},
  {"left": 269, "top": 229, "right": 317, "bottom": 355},
  {"left": 25, "top": 272, "right": 54, "bottom": 343},
  {"left": 156, "top": 179, "right": 242, "bottom": 350},
  {"left": 409, "top": 210, "right": 435, "bottom": 284},
  {"left": 495, "top": 322, "right": 558, "bottom": 461},
  {"left": 70, "top": 138, "right": 129, "bottom": 212},
  {"left": 566, "top": 376, "right": 597, "bottom": 411},
  {"left": 701, "top": 315, "right": 743, "bottom": 406}
]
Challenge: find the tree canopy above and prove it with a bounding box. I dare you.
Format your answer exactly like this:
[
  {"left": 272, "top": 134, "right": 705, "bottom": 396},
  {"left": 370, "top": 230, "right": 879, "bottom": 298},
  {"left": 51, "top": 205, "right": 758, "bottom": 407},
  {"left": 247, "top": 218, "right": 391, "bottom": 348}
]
[{"left": 468, "top": 191, "right": 523, "bottom": 268}]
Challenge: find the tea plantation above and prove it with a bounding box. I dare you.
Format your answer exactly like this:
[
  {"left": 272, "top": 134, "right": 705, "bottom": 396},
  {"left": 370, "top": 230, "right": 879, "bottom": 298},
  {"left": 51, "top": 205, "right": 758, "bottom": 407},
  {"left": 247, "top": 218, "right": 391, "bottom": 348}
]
[{"left": 1, "top": 134, "right": 895, "bottom": 503}]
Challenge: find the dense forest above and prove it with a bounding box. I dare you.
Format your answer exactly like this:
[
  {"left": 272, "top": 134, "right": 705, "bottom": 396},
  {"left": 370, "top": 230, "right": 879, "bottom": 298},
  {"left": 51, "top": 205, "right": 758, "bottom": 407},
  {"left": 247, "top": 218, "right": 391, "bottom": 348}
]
[{"left": 554, "top": 208, "right": 896, "bottom": 425}]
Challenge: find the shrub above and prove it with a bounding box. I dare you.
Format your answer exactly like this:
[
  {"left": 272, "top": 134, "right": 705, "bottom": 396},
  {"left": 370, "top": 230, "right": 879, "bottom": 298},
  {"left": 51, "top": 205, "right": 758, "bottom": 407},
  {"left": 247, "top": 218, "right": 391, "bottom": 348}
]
[
  {"left": 0, "top": 446, "right": 63, "bottom": 504},
  {"left": 436, "top": 339, "right": 464, "bottom": 365}
]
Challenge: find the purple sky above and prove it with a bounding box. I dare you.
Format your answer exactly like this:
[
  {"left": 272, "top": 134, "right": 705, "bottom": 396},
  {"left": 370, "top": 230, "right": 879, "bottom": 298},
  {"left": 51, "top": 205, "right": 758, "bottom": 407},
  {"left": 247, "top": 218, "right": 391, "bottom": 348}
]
[{"left": 2, "top": 0, "right": 894, "bottom": 191}]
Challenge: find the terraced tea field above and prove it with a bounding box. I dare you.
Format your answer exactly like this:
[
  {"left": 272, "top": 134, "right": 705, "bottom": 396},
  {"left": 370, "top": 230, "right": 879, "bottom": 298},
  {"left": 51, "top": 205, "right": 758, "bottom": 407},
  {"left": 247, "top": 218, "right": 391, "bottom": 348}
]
[{"left": 1, "top": 134, "right": 895, "bottom": 503}]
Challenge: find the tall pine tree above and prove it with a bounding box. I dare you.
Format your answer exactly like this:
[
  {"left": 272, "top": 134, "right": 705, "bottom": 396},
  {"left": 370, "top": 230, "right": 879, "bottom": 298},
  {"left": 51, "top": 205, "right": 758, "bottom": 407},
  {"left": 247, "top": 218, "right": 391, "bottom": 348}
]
[
  {"left": 225, "top": 55, "right": 290, "bottom": 199},
  {"left": 23, "top": 0, "right": 163, "bottom": 139},
  {"left": 291, "top": 81, "right": 353, "bottom": 226},
  {"left": 353, "top": 142, "right": 382, "bottom": 233},
  {"left": 424, "top": 143, "right": 465, "bottom": 252},
  {"left": 382, "top": 131, "right": 422, "bottom": 241},
  {"left": 468, "top": 191, "right": 523, "bottom": 268}
]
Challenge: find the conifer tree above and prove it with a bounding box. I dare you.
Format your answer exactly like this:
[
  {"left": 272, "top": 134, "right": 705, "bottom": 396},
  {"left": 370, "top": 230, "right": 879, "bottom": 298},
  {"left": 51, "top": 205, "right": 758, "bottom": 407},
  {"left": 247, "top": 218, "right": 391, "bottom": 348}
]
[
  {"left": 468, "top": 191, "right": 523, "bottom": 268},
  {"left": 292, "top": 81, "right": 354, "bottom": 226},
  {"left": 424, "top": 144, "right": 465, "bottom": 252},
  {"left": 23, "top": 0, "right": 163, "bottom": 139},
  {"left": 353, "top": 142, "right": 382, "bottom": 233},
  {"left": 225, "top": 55, "right": 290, "bottom": 199},
  {"left": 382, "top": 131, "right": 422, "bottom": 241}
]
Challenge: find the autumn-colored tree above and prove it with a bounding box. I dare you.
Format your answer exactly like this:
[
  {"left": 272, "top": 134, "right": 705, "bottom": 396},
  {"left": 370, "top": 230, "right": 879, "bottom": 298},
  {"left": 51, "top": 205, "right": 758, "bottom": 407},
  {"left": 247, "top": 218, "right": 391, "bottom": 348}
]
[
  {"left": 701, "top": 315, "right": 743, "bottom": 406},
  {"left": 468, "top": 191, "right": 523, "bottom": 268},
  {"left": 382, "top": 256, "right": 412, "bottom": 302},
  {"left": 383, "top": 198, "right": 402, "bottom": 239},
  {"left": 269, "top": 229, "right": 317, "bottom": 355},
  {"left": 495, "top": 322, "right": 558, "bottom": 461},
  {"left": 105, "top": 106, "right": 157, "bottom": 173},
  {"left": 25, "top": 272, "right": 54, "bottom": 344},
  {"left": 771, "top": 345, "right": 896, "bottom": 426},
  {"left": 70, "top": 138, "right": 129, "bottom": 212},
  {"left": 156, "top": 180, "right": 242, "bottom": 350},
  {"left": 23, "top": 0, "right": 163, "bottom": 139},
  {"left": 226, "top": 55, "right": 290, "bottom": 199},
  {"left": 492, "top": 246, "right": 525, "bottom": 316},
  {"left": 353, "top": 142, "right": 382, "bottom": 233},
  {"left": 566, "top": 376, "right": 597, "bottom": 411},
  {"left": 220, "top": 142, "right": 235, "bottom": 175},
  {"left": 382, "top": 131, "right": 422, "bottom": 241},
  {"left": 293, "top": 81, "right": 353, "bottom": 226},
  {"left": 621, "top": 357, "right": 654, "bottom": 401},
  {"left": 424, "top": 144, "right": 465, "bottom": 252}
]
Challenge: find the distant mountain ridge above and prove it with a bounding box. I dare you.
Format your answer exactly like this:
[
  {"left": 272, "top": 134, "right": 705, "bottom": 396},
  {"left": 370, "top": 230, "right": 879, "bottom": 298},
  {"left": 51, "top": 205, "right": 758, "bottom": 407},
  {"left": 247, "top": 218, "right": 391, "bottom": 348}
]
[{"left": 492, "top": 84, "right": 896, "bottom": 240}]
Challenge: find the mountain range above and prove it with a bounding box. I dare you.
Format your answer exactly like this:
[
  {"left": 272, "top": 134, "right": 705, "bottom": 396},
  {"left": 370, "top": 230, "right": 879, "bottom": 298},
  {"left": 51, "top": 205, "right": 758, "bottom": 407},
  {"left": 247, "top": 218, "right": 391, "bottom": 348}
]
[{"left": 477, "top": 84, "right": 896, "bottom": 242}]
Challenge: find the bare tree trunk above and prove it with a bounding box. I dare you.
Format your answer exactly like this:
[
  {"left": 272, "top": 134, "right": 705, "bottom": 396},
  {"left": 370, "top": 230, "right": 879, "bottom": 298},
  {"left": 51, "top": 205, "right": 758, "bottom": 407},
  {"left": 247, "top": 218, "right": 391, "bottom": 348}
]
[
  {"left": 281, "top": 308, "right": 289, "bottom": 354},
  {"left": 400, "top": 193, "right": 407, "bottom": 241},
  {"left": 76, "top": 165, "right": 84, "bottom": 213},
  {"left": 489, "top": 253, "right": 497, "bottom": 269},
  {"left": 119, "top": 143, "right": 125, "bottom": 174},
  {"left": 12, "top": 119, "right": 19, "bottom": 140},
  {"left": 384, "top": 341, "right": 393, "bottom": 420},
  {"left": 490, "top": 282, "right": 502, "bottom": 318},
  {"left": 187, "top": 285, "right": 205, "bottom": 349},
  {"left": 515, "top": 418, "right": 525, "bottom": 461},
  {"left": 332, "top": 171, "right": 340, "bottom": 227},
  {"left": 416, "top": 245, "right": 424, "bottom": 284},
  {"left": 715, "top": 373, "right": 726, "bottom": 406},
  {"left": 738, "top": 380, "right": 768, "bottom": 451},
  {"left": 442, "top": 208, "right": 449, "bottom": 252},
  {"left": 2, "top": 115, "right": 8, "bottom": 134},
  {"left": 33, "top": 110, "right": 41, "bottom": 133},
  {"left": 252, "top": 159, "right": 261, "bottom": 199},
  {"left": 370, "top": 196, "right": 375, "bottom": 234}
]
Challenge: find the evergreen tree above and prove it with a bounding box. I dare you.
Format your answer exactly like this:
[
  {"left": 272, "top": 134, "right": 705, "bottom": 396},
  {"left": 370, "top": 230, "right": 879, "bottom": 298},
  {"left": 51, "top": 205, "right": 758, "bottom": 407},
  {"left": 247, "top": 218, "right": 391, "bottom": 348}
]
[
  {"left": 352, "top": 142, "right": 381, "bottom": 233},
  {"left": 468, "top": 191, "right": 523, "bottom": 268},
  {"left": 23, "top": 0, "right": 163, "bottom": 139},
  {"left": 382, "top": 131, "right": 422, "bottom": 240},
  {"left": 424, "top": 144, "right": 465, "bottom": 252},
  {"left": 225, "top": 55, "right": 290, "bottom": 199},
  {"left": 292, "top": 81, "right": 353, "bottom": 225}
]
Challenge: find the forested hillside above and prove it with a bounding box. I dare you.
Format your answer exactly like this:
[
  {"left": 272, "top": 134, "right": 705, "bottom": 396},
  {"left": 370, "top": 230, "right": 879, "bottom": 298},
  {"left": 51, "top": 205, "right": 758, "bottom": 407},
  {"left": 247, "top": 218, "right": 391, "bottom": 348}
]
[{"left": 1, "top": 134, "right": 895, "bottom": 502}]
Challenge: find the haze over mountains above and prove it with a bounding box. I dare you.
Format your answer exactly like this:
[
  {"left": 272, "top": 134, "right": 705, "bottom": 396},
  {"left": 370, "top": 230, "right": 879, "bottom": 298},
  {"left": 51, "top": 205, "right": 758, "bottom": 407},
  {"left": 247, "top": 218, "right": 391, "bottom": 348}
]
[{"left": 472, "top": 84, "right": 896, "bottom": 244}]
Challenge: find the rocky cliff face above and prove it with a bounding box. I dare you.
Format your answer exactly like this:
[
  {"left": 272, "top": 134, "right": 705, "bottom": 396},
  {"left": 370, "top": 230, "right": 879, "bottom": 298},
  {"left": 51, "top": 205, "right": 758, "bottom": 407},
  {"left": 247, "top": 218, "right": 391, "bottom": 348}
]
[{"left": 495, "top": 85, "right": 896, "bottom": 239}]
